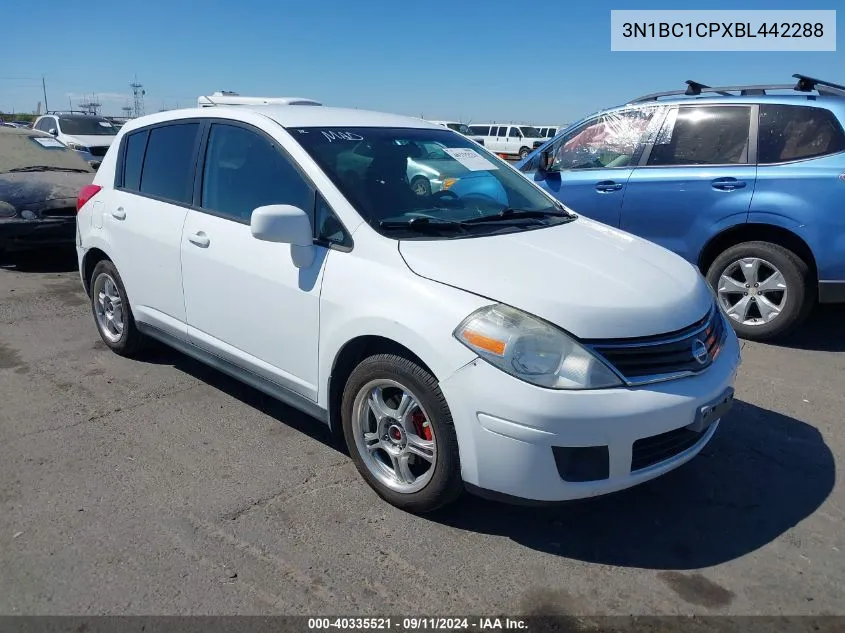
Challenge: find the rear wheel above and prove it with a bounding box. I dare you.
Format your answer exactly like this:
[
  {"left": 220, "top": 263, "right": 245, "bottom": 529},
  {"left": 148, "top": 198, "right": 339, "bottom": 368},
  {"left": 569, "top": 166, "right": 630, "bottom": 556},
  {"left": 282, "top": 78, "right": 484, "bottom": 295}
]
[
  {"left": 706, "top": 241, "right": 812, "bottom": 341},
  {"left": 410, "top": 176, "right": 431, "bottom": 197},
  {"left": 341, "top": 354, "right": 462, "bottom": 513},
  {"left": 90, "top": 260, "right": 146, "bottom": 356},
  {"left": 519, "top": 146, "right": 530, "bottom": 160}
]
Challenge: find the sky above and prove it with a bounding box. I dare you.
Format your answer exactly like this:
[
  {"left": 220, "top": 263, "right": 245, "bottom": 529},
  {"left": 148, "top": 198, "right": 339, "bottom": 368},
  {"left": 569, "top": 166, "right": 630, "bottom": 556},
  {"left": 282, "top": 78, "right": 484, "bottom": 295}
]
[{"left": 0, "top": 0, "right": 841, "bottom": 124}]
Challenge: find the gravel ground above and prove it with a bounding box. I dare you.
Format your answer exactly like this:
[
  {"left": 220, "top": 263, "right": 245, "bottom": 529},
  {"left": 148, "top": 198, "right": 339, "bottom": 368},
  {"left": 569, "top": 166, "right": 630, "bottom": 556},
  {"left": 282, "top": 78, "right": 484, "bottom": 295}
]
[{"left": 1, "top": 251, "right": 843, "bottom": 616}]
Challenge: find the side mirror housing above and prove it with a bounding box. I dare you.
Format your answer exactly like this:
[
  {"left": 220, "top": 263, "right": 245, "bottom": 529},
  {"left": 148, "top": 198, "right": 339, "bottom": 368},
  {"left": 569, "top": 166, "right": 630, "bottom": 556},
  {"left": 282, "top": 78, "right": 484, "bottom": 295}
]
[
  {"left": 538, "top": 150, "right": 555, "bottom": 172},
  {"left": 48, "top": 128, "right": 58, "bottom": 136},
  {"left": 250, "top": 204, "right": 315, "bottom": 268}
]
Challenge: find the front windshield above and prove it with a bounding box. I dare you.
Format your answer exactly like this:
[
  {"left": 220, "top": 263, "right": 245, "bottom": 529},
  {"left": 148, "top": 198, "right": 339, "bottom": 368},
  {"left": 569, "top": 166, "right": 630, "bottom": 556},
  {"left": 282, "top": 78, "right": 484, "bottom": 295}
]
[
  {"left": 291, "top": 127, "right": 572, "bottom": 239},
  {"left": 0, "top": 129, "right": 94, "bottom": 173},
  {"left": 59, "top": 116, "right": 118, "bottom": 136},
  {"left": 519, "top": 126, "right": 541, "bottom": 138}
]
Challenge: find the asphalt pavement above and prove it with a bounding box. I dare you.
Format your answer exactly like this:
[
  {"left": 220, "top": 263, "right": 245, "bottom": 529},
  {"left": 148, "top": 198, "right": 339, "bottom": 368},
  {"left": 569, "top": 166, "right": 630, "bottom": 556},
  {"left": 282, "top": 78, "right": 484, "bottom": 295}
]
[{"left": 1, "top": 250, "right": 843, "bottom": 616}]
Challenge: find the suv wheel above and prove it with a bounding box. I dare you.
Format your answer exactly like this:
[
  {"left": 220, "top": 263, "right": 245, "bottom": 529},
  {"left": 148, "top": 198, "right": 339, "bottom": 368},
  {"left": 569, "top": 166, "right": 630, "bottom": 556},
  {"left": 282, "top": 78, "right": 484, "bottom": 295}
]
[
  {"left": 90, "top": 260, "right": 146, "bottom": 356},
  {"left": 706, "top": 241, "right": 813, "bottom": 341},
  {"left": 519, "top": 146, "right": 530, "bottom": 160},
  {"left": 341, "top": 353, "right": 462, "bottom": 513}
]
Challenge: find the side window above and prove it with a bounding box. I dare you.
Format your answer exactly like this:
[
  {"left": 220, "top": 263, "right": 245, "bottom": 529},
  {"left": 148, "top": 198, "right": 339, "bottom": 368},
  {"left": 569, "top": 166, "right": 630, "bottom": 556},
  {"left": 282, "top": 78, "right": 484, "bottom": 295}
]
[
  {"left": 496, "top": 126, "right": 508, "bottom": 137},
  {"left": 648, "top": 106, "right": 751, "bottom": 166},
  {"left": 201, "top": 123, "right": 311, "bottom": 223},
  {"left": 315, "top": 194, "right": 351, "bottom": 247},
  {"left": 36, "top": 118, "right": 52, "bottom": 132},
  {"left": 469, "top": 125, "right": 489, "bottom": 136},
  {"left": 758, "top": 104, "right": 845, "bottom": 164},
  {"left": 121, "top": 130, "right": 149, "bottom": 191},
  {"left": 508, "top": 127, "right": 521, "bottom": 138},
  {"left": 139, "top": 122, "right": 200, "bottom": 204},
  {"left": 550, "top": 108, "right": 656, "bottom": 170}
]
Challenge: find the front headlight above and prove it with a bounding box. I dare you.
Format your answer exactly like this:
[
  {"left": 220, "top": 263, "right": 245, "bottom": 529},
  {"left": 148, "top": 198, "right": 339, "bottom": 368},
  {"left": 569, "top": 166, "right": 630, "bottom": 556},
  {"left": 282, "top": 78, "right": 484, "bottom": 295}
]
[
  {"left": 453, "top": 304, "right": 623, "bottom": 390},
  {"left": 65, "top": 142, "right": 89, "bottom": 152}
]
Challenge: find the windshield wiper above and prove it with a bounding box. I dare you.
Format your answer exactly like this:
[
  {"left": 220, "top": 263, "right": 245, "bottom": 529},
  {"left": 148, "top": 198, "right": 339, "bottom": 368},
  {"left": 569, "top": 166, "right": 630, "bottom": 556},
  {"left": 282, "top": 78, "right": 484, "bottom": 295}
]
[
  {"left": 463, "top": 207, "right": 574, "bottom": 224},
  {"left": 6, "top": 165, "right": 91, "bottom": 173},
  {"left": 379, "top": 216, "right": 469, "bottom": 233}
]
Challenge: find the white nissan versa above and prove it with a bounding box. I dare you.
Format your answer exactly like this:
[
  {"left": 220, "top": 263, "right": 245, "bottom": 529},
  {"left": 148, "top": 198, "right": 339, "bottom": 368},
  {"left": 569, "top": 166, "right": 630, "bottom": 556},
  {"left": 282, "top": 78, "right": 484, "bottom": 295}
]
[{"left": 75, "top": 99, "right": 741, "bottom": 512}]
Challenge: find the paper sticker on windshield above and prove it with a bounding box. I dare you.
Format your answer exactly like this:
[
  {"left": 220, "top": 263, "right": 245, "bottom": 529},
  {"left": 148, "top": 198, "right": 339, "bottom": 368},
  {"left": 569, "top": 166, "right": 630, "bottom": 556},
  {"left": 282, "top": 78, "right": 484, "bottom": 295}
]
[
  {"left": 99, "top": 121, "right": 113, "bottom": 127},
  {"left": 31, "top": 137, "right": 65, "bottom": 149},
  {"left": 443, "top": 147, "right": 497, "bottom": 171}
]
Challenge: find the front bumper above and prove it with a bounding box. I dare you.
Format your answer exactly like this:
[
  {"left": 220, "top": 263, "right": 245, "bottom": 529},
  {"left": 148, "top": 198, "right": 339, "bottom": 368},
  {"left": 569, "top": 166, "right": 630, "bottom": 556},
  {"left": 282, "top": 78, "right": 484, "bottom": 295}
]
[
  {"left": 439, "top": 329, "right": 741, "bottom": 502},
  {"left": 0, "top": 217, "right": 77, "bottom": 252}
]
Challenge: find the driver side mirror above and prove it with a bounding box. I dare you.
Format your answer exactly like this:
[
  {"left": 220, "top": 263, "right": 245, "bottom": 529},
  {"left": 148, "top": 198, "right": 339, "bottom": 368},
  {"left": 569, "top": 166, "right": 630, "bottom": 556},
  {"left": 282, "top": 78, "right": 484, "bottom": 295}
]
[
  {"left": 48, "top": 128, "right": 57, "bottom": 136},
  {"left": 539, "top": 150, "right": 555, "bottom": 172},
  {"left": 250, "top": 204, "right": 316, "bottom": 269}
]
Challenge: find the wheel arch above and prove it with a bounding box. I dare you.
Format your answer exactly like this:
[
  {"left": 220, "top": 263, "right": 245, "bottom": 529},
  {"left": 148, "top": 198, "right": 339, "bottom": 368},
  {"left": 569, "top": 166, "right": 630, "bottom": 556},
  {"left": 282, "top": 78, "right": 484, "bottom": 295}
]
[
  {"left": 81, "top": 247, "right": 112, "bottom": 296},
  {"left": 698, "top": 223, "right": 818, "bottom": 282}
]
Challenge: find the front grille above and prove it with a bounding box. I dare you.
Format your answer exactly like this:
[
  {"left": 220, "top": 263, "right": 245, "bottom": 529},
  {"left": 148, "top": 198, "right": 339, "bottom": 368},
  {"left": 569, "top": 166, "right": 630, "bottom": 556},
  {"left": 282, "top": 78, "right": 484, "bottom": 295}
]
[
  {"left": 88, "top": 146, "right": 109, "bottom": 157},
  {"left": 587, "top": 306, "right": 726, "bottom": 383},
  {"left": 631, "top": 427, "right": 704, "bottom": 471}
]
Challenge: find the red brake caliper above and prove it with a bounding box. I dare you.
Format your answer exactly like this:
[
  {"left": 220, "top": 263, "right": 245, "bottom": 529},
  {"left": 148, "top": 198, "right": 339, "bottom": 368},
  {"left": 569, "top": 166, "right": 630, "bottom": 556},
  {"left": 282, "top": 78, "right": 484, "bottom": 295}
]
[{"left": 411, "top": 410, "right": 432, "bottom": 442}]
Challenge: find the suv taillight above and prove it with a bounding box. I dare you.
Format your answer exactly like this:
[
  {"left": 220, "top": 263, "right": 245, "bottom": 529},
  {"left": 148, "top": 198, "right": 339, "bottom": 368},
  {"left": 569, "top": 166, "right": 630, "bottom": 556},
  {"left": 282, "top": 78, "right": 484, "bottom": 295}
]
[{"left": 77, "top": 184, "right": 102, "bottom": 213}]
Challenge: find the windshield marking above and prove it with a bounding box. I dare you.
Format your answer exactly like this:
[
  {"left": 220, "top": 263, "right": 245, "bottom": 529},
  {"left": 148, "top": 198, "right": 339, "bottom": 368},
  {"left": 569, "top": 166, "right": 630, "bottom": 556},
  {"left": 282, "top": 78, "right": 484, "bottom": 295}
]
[
  {"left": 320, "top": 131, "right": 365, "bottom": 142},
  {"left": 442, "top": 147, "right": 498, "bottom": 171}
]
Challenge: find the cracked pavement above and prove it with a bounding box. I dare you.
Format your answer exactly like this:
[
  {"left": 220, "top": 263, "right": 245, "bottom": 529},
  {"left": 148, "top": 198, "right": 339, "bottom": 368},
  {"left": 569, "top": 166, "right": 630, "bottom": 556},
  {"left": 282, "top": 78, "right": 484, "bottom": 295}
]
[{"left": 1, "top": 252, "right": 843, "bottom": 616}]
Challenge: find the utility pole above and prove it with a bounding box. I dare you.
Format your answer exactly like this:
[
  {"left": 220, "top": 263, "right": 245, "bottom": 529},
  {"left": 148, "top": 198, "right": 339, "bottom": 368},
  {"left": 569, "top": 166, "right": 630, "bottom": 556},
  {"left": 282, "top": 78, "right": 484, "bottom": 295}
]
[{"left": 42, "top": 75, "right": 49, "bottom": 113}]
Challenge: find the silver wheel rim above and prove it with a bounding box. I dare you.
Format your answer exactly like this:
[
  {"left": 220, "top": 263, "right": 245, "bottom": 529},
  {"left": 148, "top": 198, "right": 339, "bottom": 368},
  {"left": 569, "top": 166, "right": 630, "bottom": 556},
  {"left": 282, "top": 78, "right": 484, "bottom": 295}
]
[
  {"left": 412, "top": 179, "right": 429, "bottom": 196},
  {"left": 352, "top": 379, "right": 437, "bottom": 494},
  {"left": 717, "top": 257, "right": 788, "bottom": 327},
  {"left": 93, "top": 272, "right": 125, "bottom": 343}
]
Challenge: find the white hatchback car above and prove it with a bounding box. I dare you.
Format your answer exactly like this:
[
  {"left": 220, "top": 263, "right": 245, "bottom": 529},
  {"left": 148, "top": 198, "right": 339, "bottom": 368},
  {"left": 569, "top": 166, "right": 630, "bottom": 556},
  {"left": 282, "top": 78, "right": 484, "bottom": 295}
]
[{"left": 75, "top": 99, "right": 741, "bottom": 512}]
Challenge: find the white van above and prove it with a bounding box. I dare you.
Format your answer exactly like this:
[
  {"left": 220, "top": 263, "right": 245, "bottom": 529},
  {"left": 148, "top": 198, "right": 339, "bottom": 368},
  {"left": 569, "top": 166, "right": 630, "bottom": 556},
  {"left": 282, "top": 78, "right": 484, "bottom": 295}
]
[
  {"left": 467, "top": 124, "right": 546, "bottom": 159},
  {"left": 427, "top": 120, "right": 473, "bottom": 136}
]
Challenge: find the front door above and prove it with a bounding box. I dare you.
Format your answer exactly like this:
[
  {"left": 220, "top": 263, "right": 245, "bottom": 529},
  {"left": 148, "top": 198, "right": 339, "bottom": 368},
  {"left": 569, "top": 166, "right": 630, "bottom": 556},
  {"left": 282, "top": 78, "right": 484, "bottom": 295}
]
[
  {"left": 620, "top": 105, "right": 757, "bottom": 263},
  {"left": 522, "top": 106, "right": 661, "bottom": 228},
  {"left": 180, "top": 121, "right": 326, "bottom": 400}
]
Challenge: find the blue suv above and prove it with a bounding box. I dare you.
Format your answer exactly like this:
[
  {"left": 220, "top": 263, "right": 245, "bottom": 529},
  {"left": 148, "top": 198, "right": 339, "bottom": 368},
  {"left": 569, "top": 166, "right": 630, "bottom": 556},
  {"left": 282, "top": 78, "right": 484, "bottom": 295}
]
[{"left": 517, "top": 74, "right": 845, "bottom": 341}]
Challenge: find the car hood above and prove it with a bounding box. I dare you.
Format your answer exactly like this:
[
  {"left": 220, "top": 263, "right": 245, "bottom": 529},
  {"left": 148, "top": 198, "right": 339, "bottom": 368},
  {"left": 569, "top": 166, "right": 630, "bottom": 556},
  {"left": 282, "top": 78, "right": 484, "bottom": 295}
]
[
  {"left": 0, "top": 171, "right": 94, "bottom": 211},
  {"left": 64, "top": 134, "right": 115, "bottom": 148},
  {"left": 398, "top": 217, "right": 713, "bottom": 340}
]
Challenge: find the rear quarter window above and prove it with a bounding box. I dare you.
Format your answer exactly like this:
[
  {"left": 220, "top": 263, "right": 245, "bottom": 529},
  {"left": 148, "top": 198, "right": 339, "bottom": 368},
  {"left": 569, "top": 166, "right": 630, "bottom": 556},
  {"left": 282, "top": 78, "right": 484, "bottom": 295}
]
[
  {"left": 120, "top": 130, "right": 149, "bottom": 190},
  {"left": 758, "top": 104, "right": 845, "bottom": 164}
]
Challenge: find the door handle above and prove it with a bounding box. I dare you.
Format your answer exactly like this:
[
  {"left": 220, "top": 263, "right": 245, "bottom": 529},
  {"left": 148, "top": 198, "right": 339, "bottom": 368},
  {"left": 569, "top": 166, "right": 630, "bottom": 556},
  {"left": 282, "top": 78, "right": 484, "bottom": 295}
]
[
  {"left": 711, "top": 178, "right": 747, "bottom": 191},
  {"left": 188, "top": 231, "right": 210, "bottom": 248},
  {"left": 595, "top": 181, "right": 623, "bottom": 193},
  {"left": 111, "top": 207, "right": 126, "bottom": 220}
]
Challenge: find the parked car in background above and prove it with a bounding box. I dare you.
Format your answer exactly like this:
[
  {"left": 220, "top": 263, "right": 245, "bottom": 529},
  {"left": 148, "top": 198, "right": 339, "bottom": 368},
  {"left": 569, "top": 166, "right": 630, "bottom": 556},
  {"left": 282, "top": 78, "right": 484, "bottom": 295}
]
[
  {"left": 76, "top": 99, "right": 739, "bottom": 512},
  {"left": 0, "top": 126, "right": 94, "bottom": 259},
  {"left": 428, "top": 121, "right": 474, "bottom": 135},
  {"left": 9, "top": 121, "right": 34, "bottom": 129},
  {"left": 32, "top": 113, "right": 118, "bottom": 169},
  {"left": 518, "top": 74, "right": 845, "bottom": 341},
  {"left": 536, "top": 125, "right": 566, "bottom": 138},
  {"left": 468, "top": 124, "right": 545, "bottom": 159}
]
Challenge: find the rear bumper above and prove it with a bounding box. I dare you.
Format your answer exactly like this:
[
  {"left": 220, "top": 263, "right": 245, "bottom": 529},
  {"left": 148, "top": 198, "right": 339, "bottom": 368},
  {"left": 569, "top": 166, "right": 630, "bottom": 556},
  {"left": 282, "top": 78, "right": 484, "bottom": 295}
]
[
  {"left": 0, "top": 218, "right": 76, "bottom": 252},
  {"left": 818, "top": 281, "right": 845, "bottom": 304}
]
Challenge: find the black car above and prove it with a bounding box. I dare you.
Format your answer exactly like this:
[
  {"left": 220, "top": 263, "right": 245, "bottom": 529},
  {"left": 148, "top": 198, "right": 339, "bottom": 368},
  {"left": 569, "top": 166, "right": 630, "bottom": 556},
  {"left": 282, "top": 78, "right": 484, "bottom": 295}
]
[{"left": 0, "top": 127, "right": 94, "bottom": 257}]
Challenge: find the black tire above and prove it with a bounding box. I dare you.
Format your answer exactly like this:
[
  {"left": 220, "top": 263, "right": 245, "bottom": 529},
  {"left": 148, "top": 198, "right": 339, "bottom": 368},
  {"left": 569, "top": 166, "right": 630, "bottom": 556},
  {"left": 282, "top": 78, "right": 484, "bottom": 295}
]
[
  {"left": 410, "top": 176, "right": 431, "bottom": 197},
  {"left": 706, "top": 241, "right": 813, "bottom": 341},
  {"left": 341, "top": 353, "right": 463, "bottom": 513},
  {"left": 518, "top": 146, "right": 530, "bottom": 160},
  {"left": 89, "top": 259, "right": 146, "bottom": 356}
]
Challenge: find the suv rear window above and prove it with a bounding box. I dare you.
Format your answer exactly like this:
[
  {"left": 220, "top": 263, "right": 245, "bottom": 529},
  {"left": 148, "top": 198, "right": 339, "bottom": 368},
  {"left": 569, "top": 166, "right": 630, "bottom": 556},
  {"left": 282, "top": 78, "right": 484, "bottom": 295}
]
[
  {"left": 138, "top": 123, "right": 200, "bottom": 204},
  {"left": 758, "top": 104, "right": 845, "bottom": 164}
]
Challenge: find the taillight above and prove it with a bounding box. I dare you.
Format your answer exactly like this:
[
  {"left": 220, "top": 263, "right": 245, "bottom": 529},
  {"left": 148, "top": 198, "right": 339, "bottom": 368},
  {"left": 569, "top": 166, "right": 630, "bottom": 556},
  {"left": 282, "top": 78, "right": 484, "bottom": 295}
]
[{"left": 77, "top": 184, "right": 102, "bottom": 213}]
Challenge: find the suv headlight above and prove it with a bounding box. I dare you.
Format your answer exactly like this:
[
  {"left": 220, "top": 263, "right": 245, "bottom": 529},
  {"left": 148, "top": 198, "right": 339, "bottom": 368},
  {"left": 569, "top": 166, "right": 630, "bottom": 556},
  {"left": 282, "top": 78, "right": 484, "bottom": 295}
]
[
  {"left": 65, "top": 142, "right": 89, "bottom": 152},
  {"left": 453, "top": 304, "right": 623, "bottom": 390}
]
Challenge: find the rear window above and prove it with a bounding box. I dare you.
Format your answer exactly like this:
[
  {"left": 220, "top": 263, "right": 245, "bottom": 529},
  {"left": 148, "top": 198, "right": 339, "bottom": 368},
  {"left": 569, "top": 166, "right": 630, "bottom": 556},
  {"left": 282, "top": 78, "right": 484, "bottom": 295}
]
[
  {"left": 758, "top": 104, "right": 845, "bottom": 164},
  {"left": 138, "top": 123, "right": 200, "bottom": 204},
  {"left": 121, "top": 130, "right": 149, "bottom": 190}
]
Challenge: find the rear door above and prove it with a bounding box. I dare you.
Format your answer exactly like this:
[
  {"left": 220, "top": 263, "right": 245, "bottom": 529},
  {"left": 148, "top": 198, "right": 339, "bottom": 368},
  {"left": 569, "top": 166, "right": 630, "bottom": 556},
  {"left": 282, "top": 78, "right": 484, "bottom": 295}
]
[
  {"left": 104, "top": 121, "right": 202, "bottom": 340},
  {"left": 521, "top": 107, "right": 660, "bottom": 228},
  {"left": 621, "top": 104, "right": 757, "bottom": 263}
]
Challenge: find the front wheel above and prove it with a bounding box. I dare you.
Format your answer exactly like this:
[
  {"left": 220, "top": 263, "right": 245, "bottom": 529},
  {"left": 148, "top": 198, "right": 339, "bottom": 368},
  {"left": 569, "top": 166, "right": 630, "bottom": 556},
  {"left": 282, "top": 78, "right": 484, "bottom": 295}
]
[
  {"left": 706, "top": 241, "right": 813, "bottom": 341},
  {"left": 341, "top": 354, "right": 462, "bottom": 513},
  {"left": 518, "top": 146, "right": 530, "bottom": 160}
]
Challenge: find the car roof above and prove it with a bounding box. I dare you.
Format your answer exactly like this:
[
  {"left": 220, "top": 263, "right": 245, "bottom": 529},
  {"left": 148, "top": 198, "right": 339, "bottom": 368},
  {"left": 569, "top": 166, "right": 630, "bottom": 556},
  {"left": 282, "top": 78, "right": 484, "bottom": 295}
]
[
  {"left": 0, "top": 125, "right": 52, "bottom": 138},
  {"left": 120, "top": 105, "right": 443, "bottom": 133}
]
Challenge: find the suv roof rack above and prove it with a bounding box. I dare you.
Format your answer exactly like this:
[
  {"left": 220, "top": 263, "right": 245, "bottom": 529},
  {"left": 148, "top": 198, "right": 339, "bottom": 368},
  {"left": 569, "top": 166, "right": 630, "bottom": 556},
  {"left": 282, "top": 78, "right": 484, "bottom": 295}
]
[
  {"left": 630, "top": 74, "right": 845, "bottom": 103},
  {"left": 197, "top": 91, "right": 322, "bottom": 108},
  {"left": 45, "top": 110, "right": 93, "bottom": 116}
]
